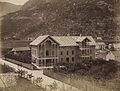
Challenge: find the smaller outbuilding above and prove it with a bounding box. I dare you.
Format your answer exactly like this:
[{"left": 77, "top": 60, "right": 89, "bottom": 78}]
[
  {"left": 96, "top": 50, "right": 120, "bottom": 62},
  {"left": 11, "top": 47, "right": 30, "bottom": 54},
  {"left": 106, "top": 51, "right": 115, "bottom": 61},
  {"left": 96, "top": 37, "right": 106, "bottom": 51}
]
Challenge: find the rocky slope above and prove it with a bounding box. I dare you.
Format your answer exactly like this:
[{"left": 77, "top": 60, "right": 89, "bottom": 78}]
[{"left": 1, "top": 0, "right": 120, "bottom": 40}]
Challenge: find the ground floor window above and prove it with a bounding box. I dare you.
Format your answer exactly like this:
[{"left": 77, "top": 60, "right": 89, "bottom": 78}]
[
  {"left": 90, "top": 56, "right": 92, "bottom": 59},
  {"left": 72, "top": 57, "right": 74, "bottom": 62},
  {"left": 39, "top": 60, "right": 41, "bottom": 65},
  {"left": 56, "top": 59, "right": 58, "bottom": 63},
  {"left": 61, "top": 58, "right": 63, "bottom": 62},
  {"left": 66, "top": 57, "right": 69, "bottom": 63}
]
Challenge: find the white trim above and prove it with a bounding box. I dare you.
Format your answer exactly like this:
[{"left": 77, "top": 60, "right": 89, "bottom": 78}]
[
  {"left": 38, "top": 57, "right": 59, "bottom": 60},
  {"left": 32, "top": 56, "right": 59, "bottom": 60}
]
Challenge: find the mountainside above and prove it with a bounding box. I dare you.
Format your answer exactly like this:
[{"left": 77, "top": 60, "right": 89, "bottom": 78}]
[
  {"left": 1, "top": 0, "right": 120, "bottom": 40},
  {"left": 0, "top": 2, "right": 21, "bottom": 17}
]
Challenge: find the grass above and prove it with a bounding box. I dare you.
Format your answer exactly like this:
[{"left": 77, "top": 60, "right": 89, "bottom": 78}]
[
  {"left": 1, "top": 40, "right": 31, "bottom": 49},
  {"left": 4, "top": 78, "right": 44, "bottom": 91}
]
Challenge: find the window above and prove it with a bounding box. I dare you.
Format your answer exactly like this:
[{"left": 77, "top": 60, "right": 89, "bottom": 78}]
[
  {"left": 67, "top": 51, "right": 69, "bottom": 55},
  {"left": 90, "top": 50, "right": 92, "bottom": 54},
  {"left": 56, "top": 59, "right": 58, "bottom": 63},
  {"left": 88, "top": 49, "right": 90, "bottom": 54},
  {"left": 82, "top": 50, "right": 85, "bottom": 55},
  {"left": 72, "top": 57, "right": 74, "bottom": 62},
  {"left": 90, "top": 56, "right": 92, "bottom": 59},
  {"left": 82, "top": 57, "right": 85, "bottom": 60},
  {"left": 66, "top": 57, "right": 69, "bottom": 63},
  {"left": 72, "top": 50, "right": 74, "bottom": 55},
  {"left": 39, "top": 60, "right": 41, "bottom": 65},
  {"left": 53, "top": 44, "right": 54, "bottom": 49},
  {"left": 52, "top": 51, "right": 54, "bottom": 56},
  {"left": 61, "top": 51, "right": 63, "bottom": 55},
  {"left": 61, "top": 58, "right": 63, "bottom": 62},
  {"left": 53, "top": 59, "right": 55, "bottom": 64},
  {"left": 46, "top": 50, "right": 49, "bottom": 56}
]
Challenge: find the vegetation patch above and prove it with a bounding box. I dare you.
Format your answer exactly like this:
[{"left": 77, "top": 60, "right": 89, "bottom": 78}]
[
  {"left": 43, "top": 59, "right": 120, "bottom": 91},
  {"left": 0, "top": 64, "right": 15, "bottom": 73},
  {"left": 2, "top": 78, "right": 44, "bottom": 91},
  {"left": 55, "top": 59, "right": 119, "bottom": 81},
  {"left": 3, "top": 49, "right": 31, "bottom": 64}
]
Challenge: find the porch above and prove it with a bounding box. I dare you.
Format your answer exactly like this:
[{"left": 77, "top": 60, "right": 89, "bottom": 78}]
[{"left": 36, "top": 57, "right": 59, "bottom": 66}]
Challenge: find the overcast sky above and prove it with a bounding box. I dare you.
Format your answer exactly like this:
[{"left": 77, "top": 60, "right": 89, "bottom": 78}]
[{"left": 0, "top": 0, "right": 29, "bottom": 5}]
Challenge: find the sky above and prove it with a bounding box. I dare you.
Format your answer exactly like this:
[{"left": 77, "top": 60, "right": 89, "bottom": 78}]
[{"left": 0, "top": 0, "right": 29, "bottom": 5}]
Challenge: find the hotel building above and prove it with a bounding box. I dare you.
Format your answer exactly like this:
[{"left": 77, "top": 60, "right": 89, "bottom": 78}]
[{"left": 30, "top": 35, "right": 96, "bottom": 66}]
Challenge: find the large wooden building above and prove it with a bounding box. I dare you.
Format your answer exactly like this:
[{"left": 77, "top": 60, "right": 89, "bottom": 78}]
[{"left": 30, "top": 35, "right": 96, "bottom": 66}]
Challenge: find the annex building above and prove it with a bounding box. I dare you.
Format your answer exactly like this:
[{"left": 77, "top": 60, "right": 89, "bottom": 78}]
[{"left": 30, "top": 35, "right": 96, "bottom": 66}]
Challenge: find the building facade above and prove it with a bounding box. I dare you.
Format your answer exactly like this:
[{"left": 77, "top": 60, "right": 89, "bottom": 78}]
[
  {"left": 96, "top": 37, "right": 106, "bottom": 51},
  {"left": 30, "top": 35, "right": 96, "bottom": 66}
]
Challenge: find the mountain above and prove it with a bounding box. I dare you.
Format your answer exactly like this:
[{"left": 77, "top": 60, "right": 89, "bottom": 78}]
[
  {"left": 0, "top": 2, "right": 22, "bottom": 17},
  {"left": 1, "top": 0, "right": 120, "bottom": 40}
]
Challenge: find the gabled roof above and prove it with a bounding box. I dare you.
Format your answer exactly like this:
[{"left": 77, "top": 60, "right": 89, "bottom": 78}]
[
  {"left": 30, "top": 35, "right": 49, "bottom": 46},
  {"left": 30, "top": 35, "right": 96, "bottom": 46},
  {"left": 72, "top": 36, "right": 96, "bottom": 45},
  {"left": 97, "top": 42, "right": 106, "bottom": 45},
  {"left": 30, "top": 35, "right": 60, "bottom": 46},
  {"left": 76, "top": 36, "right": 87, "bottom": 42},
  {"left": 12, "top": 47, "right": 30, "bottom": 52},
  {"left": 52, "top": 36, "right": 78, "bottom": 46}
]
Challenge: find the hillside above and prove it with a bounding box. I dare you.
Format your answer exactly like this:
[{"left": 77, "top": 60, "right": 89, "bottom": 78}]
[
  {"left": 1, "top": 0, "right": 120, "bottom": 40},
  {"left": 0, "top": 2, "right": 21, "bottom": 17}
]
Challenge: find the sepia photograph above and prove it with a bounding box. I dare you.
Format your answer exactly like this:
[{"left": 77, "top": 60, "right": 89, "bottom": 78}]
[{"left": 0, "top": 0, "right": 120, "bottom": 91}]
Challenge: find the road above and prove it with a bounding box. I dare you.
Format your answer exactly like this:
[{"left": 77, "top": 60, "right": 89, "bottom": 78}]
[{"left": 0, "top": 58, "right": 82, "bottom": 91}]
